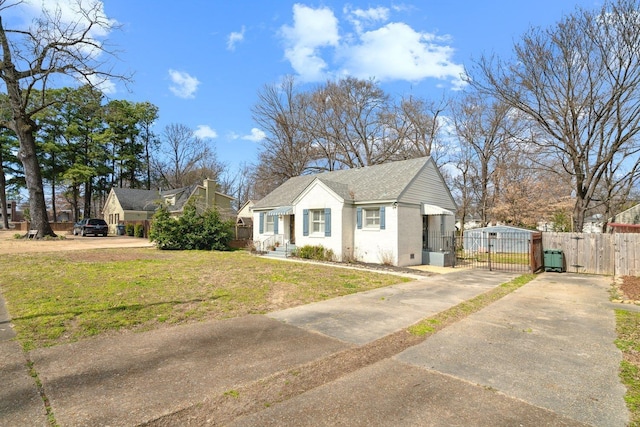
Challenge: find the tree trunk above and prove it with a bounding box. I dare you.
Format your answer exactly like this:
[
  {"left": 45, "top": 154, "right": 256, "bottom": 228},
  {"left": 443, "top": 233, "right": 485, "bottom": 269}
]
[
  {"left": 0, "top": 158, "right": 8, "bottom": 229},
  {"left": 572, "top": 198, "right": 587, "bottom": 232},
  {"left": 50, "top": 164, "right": 57, "bottom": 224},
  {"left": 16, "top": 126, "right": 54, "bottom": 237},
  {"left": 84, "top": 179, "right": 93, "bottom": 218}
]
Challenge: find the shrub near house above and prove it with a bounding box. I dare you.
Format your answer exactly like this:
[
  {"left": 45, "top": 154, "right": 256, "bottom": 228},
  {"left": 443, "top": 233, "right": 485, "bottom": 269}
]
[{"left": 149, "top": 202, "right": 234, "bottom": 250}]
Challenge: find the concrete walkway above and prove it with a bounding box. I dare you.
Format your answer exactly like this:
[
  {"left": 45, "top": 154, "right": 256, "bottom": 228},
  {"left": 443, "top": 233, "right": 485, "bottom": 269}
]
[{"left": 0, "top": 271, "right": 631, "bottom": 426}]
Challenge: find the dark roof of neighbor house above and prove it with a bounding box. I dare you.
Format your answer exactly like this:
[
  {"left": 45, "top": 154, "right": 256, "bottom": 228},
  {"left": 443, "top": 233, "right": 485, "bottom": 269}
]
[
  {"left": 112, "top": 188, "right": 160, "bottom": 211},
  {"left": 253, "top": 157, "right": 434, "bottom": 209},
  {"left": 113, "top": 184, "right": 198, "bottom": 213},
  {"left": 161, "top": 184, "right": 199, "bottom": 213}
]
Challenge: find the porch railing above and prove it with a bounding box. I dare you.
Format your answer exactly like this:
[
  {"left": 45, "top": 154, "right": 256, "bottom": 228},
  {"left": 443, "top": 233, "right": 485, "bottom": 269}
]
[{"left": 256, "top": 234, "right": 287, "bottom": 252}]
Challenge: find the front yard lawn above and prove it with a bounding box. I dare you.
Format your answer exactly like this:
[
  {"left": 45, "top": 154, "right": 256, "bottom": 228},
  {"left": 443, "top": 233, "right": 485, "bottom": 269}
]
[{"left": 0, "top": 249, "right": 410, "bottom": 350}]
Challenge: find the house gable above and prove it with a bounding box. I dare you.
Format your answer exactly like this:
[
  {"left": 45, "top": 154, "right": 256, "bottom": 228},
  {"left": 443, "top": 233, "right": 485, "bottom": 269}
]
[
  {"left": 292, "top": 178, "right": 347, "bottom": 206},
  {"left": 609, "top": 203, "right": 640, "bottom": 225},
  {"left": 398, "top": 157, "right": 456, "bottom": 211}
]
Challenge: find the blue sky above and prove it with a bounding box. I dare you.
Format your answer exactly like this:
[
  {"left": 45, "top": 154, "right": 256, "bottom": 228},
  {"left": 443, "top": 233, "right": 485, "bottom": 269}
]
[{"left": 16, "top": 1, "right": 601, "bottom": 174}]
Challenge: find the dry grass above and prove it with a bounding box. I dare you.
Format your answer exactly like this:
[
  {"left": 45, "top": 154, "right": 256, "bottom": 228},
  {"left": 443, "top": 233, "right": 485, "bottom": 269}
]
[{"left": 0, "top": 248, "right": 410, "bottom": 350}]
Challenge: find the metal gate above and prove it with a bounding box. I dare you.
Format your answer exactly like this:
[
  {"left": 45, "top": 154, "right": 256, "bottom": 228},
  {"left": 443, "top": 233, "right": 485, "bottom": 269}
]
[{"left": 457, "top": 231, "right": 543, "bottom": 273}]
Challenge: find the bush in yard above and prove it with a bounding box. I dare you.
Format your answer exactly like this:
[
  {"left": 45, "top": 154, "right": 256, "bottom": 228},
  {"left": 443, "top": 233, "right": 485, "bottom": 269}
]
[
  {"left": 134, "top": 224, "right": 144, "bottom": 238},
  {"left": 294, "top": 245, "right": 335, "bottom": 261},
  {"left": 125, "top": 223, "right": 135, "bottom": 236},
  {"left": 149, "top": 201, "right": 234, "bottom": 250}
]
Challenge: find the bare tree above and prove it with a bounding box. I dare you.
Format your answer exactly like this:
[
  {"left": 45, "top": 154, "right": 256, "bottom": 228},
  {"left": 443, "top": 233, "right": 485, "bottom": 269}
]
[
  {"left": 318, "top": 77, "right": 392, "bottom": 168},
  {"left": 390, "top": 95, "right": 449, "bottom": 165},
  {"left": 154, "top": 123, "right": 222, "bottom": 189},
  {"left": 251, "top": 76, "right": 315, "bottom": 183},
  {"left": 450, "top": 93, "right": 516, "bottom": 226},
  {"left": 0, "top": 0, "right": 127, "bottom": 237},
  {"left": 469, "top": 0, "right": 640, "bottom": 231}
]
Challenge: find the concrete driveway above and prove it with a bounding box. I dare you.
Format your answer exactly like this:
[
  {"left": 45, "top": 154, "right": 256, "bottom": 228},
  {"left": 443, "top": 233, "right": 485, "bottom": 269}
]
[{"left": 0, "top": 268, "right": 630, "bottom": 426}]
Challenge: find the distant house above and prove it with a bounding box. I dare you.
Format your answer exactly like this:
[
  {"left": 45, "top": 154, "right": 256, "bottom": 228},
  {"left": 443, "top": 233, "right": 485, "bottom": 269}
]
[
  {"left": 457, "top": 214, "right": 483, "bottom": 231},
  {"left": 252, "top": 157, "right": 457, "bottom": 267},
  {"left": 608, "top": 204, "right": 640, "bottom": 233},
  {"left": 235, "top": 200, "right": 254, "bottom": 240},
  {"left": 0, "top": 200, "right": 17, "bottom": 227},
  {"left": 103, "top": 179, "right": 234, "bottom": 234},
  {"left": 582, "top": 214, "right": 604, "bottom": 233}
]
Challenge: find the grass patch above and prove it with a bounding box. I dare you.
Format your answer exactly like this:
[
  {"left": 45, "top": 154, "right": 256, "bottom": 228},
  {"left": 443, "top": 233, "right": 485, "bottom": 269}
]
[
  {"left": 616, "top": 309, "right": 640, "bottom": 426},
  {"left": 408, "top": 274, "right": 536, "bottom": 337},
  {"left": 462, "top": 251, "right": 530, "bottom": 266},
  {"left": 0, "top": 249, "right": 409, "bottom": 350}
]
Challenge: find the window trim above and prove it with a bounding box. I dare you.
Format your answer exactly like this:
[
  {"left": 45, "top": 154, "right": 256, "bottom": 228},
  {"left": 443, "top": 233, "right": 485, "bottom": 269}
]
[
  {"left": 357, "top": 206, "right": 385, "bottom": 230},
  {"left": 265, "top": 214, "right": 275, "bottom": 233},
  {"left": 310, "top": 209, "right": 325, "bottom": 235},
  {"left": 363, "top": 208, "right": 380, "bottom": 229}
]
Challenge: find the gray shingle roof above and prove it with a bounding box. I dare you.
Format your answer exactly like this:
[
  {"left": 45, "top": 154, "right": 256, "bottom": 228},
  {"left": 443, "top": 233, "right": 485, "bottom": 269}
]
[
  {"left": 253, "top": 157, "right": 432, "bottom": 209},
  {"left": 161, "top": 184, "right": 198, "bottom": 212},
  {"left": 112, "top": 188, "right": 160, "bottom": 211},
  {"left": 113, "top": 184, "right": 198, "bottom": 213}
]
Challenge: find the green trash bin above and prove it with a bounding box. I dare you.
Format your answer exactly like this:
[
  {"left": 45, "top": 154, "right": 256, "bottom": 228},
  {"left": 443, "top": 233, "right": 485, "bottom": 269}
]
[{"left": 544, "top": 249, "right": 564, "bottom": 272}]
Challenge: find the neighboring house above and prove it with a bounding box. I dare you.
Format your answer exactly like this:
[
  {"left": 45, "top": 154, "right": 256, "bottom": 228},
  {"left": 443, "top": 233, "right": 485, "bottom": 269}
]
[
  {"left": 608, "top": 203, "right": 640, "bottom": 233},
  {"left": 0, "top": 200, "right": 17, "bottom": 227},
  {"left": 457, "top": 214, "right": 483, "bottom": 231},
  {"left": 103, "top": 179, "right": 234, "bottom": 234},
  {"left": 582, "top": 214, "right": 604, "bottom": 233},
  {"left": 235, "top": 200, "right": 254, "bottom": 240},
  {"left": 252, "top": 157, "right": 457, "bottom": 267}
]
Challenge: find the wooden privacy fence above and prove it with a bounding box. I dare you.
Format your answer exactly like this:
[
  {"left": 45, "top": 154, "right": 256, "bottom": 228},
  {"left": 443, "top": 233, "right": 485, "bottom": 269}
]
[{"left": 542, "top": 232, "right": 640, "bottom": 276}]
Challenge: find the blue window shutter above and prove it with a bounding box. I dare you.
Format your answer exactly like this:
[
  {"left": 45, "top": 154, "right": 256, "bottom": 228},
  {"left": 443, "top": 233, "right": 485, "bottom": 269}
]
[
  {"left": 325, "top": 208, "right": 331, "bottom": 237},
  {"left": 303, "top": 209, "right": 309, "bottom": 236},
  {"left": 380, "top": 206, "right": 385, "bottom": 230},
  {"left": 259, "top": 212, "right": 264, "bottom": 234},
  {"left": 274, "top": 215, "right": 279, "bottom": 234},
  {"left": 356, "top": 207, "right": 362, "bottom": 229}
]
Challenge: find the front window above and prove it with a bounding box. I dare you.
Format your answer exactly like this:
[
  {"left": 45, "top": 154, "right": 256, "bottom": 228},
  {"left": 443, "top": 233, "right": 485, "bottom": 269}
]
[
  {"left": 265, "top": 215, "right": 275, "bottom": 233},
  {"left": 311, "top": 209, "right": 325, "bottom": 234},
  {"left": 364, "top": 208, "right": 380, "bottom": 229}
]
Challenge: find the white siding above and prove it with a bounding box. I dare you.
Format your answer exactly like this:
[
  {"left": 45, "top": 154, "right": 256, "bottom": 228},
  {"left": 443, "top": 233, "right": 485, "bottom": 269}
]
[
  {"left": 399, "top": 160, "right": 456, "bottom": 210},
  {"left": 295, "top": 182, "right": 345, "bottom": 260},
  {"left": 353, "top": 203, "right": 398, "bottom": 265}
]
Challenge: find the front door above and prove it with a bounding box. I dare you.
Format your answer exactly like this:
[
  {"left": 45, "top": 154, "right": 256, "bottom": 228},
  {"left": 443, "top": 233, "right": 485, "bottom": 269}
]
[{"left": 290, "top": 215, "right": 296, "bottom": 244}]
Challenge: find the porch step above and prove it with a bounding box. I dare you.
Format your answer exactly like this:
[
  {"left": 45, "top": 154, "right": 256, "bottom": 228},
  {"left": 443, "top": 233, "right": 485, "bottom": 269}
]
[{"left": 263, "top": 244, "right": 296, "bottom": 259}]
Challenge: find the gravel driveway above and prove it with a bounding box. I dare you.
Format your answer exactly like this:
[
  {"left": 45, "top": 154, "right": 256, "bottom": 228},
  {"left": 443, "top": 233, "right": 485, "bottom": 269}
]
[{"left": 0, "top": 230, "right": 154, "bottom": 254}]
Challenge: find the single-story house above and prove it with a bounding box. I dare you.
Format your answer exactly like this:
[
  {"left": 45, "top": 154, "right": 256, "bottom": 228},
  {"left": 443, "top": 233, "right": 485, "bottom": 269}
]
[
  {"left": 103, "top": 179, "right": 234, "bottom": 234},
  {"left": 463, "top": 225, "right": 538, "bottom": 254},
  {"left": 251, "top": 156, "right": 457, "bottom": 267}
]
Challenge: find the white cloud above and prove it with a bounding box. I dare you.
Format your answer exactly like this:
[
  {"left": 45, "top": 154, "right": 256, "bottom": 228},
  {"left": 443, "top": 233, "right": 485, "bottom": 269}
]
[
  {"left": 344, "top": 6, "right": 389, "bottom": 33},
  {"left": 279, "top": 4, "right": 465, "bottom": 89},
  {"left": 168, "top": 69, "right": 200, "bottom": 99},
  {"left": 279, "top": 4, "right": 340, "bottom": 82},
  {"left": 194, "top": 125, "right": 218, "bottom": 139},
  {"left": 340, "top": 22, "right": 466, "bottom": 87},
  {"left": 227, "top": 26, "right": 245, "bottom": 51},
  {"left": 241, "top": 128, "right": 266, "bottom": 142},
  {"left": 85, "top": 74, "right": 116, "bottom": 94},
  {"left": 24, "top": 0, "right": 116, "bottom": 39}
]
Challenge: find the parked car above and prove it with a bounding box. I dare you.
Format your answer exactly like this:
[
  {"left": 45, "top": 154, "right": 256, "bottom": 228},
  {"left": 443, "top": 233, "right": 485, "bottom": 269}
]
[{"left": 73, "top": 218, "right": 108, "bottom": 236}]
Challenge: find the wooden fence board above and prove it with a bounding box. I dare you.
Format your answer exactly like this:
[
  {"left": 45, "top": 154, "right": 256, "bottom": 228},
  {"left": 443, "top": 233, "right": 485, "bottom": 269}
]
[{"left": 543, "top": 232, "right": 640, "bottom": 276}]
